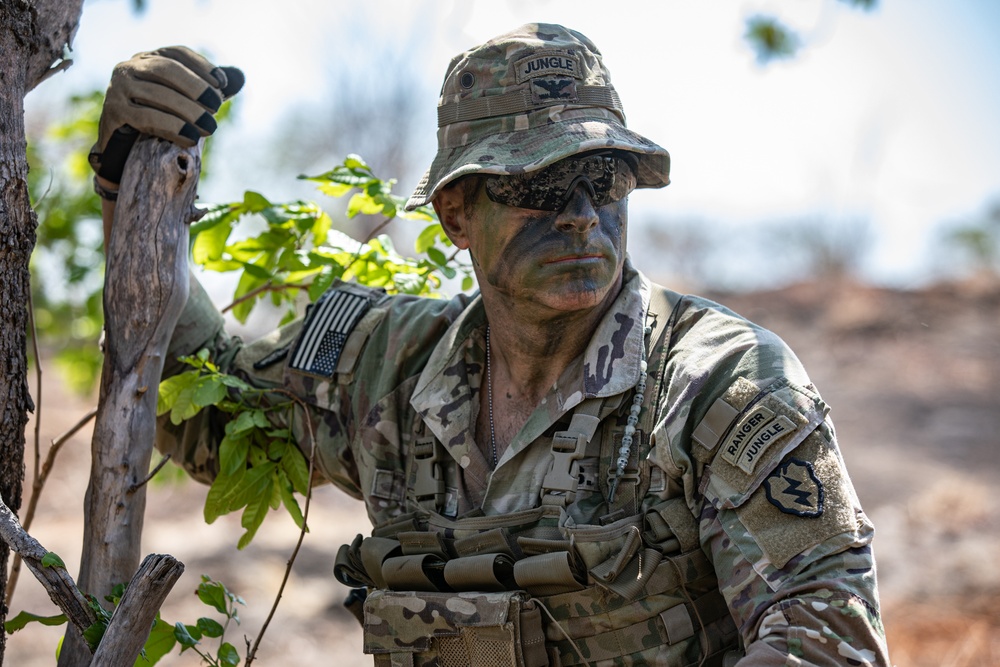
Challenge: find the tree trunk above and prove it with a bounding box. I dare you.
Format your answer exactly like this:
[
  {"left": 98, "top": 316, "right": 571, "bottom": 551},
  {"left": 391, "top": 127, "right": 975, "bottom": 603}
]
[
  {"left": 0, "top": 1, "right": 85, "bottom": 662},
  {"left": 58, "top": 137, "right": 201, "bottom": 666}
]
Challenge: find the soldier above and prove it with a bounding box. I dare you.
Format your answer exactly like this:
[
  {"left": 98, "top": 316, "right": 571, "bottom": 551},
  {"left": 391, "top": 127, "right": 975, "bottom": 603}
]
[{"left": 92, "top": 23, "right": 890, "bottom": 666}]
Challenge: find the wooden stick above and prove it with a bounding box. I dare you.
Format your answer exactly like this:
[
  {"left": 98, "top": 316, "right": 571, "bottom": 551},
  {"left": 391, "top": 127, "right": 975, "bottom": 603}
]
[
  {"left": 0, "top": 494, "right": 96, "bottom": 637},
  {"left": 59, "top": 136, "right": 201, "bottom": 666},
  {"left": 90, "top": 554, "right": 184, "bottom": 667}
]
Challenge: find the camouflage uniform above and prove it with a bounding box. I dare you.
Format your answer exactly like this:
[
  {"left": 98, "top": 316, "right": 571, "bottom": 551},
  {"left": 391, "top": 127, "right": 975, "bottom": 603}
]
[
  {"left": 155, "top": 22, "right": 889, "bottom": 667},
  {"left": 158, "top": 259, "right": 888, "bottom": 666}
]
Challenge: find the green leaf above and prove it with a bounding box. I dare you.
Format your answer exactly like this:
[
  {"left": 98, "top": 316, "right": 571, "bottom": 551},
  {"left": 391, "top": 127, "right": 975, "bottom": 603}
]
[
  {"left": 427, "top": 247, "right": 448, "bottom": 267},
  {"left": 193, "top": 376, "right": 228, "bottom": 408},
  {"left": 240, "top": 262, "right": 273, "bottom": 280},
  {"left": 415, "top": 223, "right": 444, "bottom": 253},
  {"left": 346, "top": 192, "right": 385, "bottom": 218},
  {"left": 83, "top": 619, "right": 108, "bottom": 652},
  {"left": 282, "top": 447, "right": 310, "bottom": 495},
  {"left": 41, "top": 551, "right": 65, "bottom": 568},
  {"left": 226, "top": 410, "right": 258, "bottom": 436},
  {"left": 243, "top": 190, "right": 271, "bottom": 212},
  {"left": 192, "top": 213, "right": 234, "bottom": 265},
  {"left": 277, "top": 471, "right": 305, "bottom": 530},
  {"left": 745, "top": 15, "right": 800, "bottom": 63},
  {"left": 4, "top": 611, "right": 67, "bottom": 634},
  {"left": 157, "top": 371, "right": 199, "bottom": 416},
  {"left": 219, "top": 434, "right": 251, "bottom": 477},
  {"left": 135, "top": 618, "right": 176, "bottom": 666},
  {"left": 251, "top": 410, "right": 271, "bottom": 428},
  {"left": 267, "top": 439, "right": 288, "bottom": 461},
  {"left": 173, "top": 621, "right": 200, "bottom": 649},
  {"left": 204, "top": 465, "right": 245, "bottom": 523},
  {"left": 196, "top": 616, "right": 225, "bottom": 638},
  {"left": 218, "top": 641, "right": 241, "bottom": 666},
  {"left": 169, "top": 380, "right": 203, "bottom": 425},
  {"left": 197, "top": 579, "right": 229, "bottom": 616},
  {"left": 462, "top": 275, "right": 475, "bottom": 291},
  {"left": 238, "top": 475, "right": 274, "bottom": 549}
]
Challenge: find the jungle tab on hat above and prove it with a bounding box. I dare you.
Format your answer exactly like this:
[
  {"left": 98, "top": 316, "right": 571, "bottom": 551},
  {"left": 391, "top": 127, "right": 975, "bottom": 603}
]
[{"left": 405, "top": 23, "right": 671, "bottom": 211}]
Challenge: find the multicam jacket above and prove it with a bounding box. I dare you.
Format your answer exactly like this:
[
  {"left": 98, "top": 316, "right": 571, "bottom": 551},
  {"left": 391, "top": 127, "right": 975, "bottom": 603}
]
[{"left": 158, "top": 260, "right": 889, "bottom": 666}]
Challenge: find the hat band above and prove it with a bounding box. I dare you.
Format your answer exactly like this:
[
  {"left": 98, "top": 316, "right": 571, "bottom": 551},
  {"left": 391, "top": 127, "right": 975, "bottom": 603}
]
[{"left": 437, "top": 84, "right": 623, "bottom": 127}]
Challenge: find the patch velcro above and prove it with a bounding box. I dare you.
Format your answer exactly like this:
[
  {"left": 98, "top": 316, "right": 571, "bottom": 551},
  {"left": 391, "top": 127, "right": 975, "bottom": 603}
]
[
  {"left": 704, "top": 381, "right": 829, "bottom": 511},
  {"left": 733, "top": 430, "right": 858, "bottom": 569},
  {"left": 691, "top": 377, "right": 759, "bottom": 461},
  {"left": 289, "top": 284, "right": 375, "bottom": 378}
]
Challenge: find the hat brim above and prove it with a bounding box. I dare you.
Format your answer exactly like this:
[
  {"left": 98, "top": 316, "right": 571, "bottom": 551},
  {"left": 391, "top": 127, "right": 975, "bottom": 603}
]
[{"left": 405, "top": 116, "right": 670, "bottom": 210}]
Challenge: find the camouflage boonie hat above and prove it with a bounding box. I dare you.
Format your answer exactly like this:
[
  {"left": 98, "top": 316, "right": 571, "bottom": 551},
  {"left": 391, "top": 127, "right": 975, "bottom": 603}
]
[{"left": 405, "top": 23, "right": 671, "bottom": 210}]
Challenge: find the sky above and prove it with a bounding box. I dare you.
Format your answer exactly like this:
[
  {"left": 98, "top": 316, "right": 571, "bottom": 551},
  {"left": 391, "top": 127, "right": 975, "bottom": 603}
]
[{"left": 27, "top": 0, "right": 1000, "bottom": 289}]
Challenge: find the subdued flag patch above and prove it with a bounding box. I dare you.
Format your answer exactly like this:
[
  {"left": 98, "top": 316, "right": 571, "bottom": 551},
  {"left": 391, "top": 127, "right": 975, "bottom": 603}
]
[
  {"left": 763, "top": 458, "right": 824, "bottom": 517},
  {"left": 289, "top": 288, "right": 372, "bottom": 378}
]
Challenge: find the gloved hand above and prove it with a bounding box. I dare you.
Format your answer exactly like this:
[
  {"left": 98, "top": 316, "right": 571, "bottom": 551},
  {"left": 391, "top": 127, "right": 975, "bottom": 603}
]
[{"left": 90, "top": 46, "right": 245, "bottom": 188}]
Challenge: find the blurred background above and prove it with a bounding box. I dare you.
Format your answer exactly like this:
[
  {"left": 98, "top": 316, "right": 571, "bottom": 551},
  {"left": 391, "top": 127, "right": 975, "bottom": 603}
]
[{"left": 10, "top": 0, "right": 1000, "bottom": 665}]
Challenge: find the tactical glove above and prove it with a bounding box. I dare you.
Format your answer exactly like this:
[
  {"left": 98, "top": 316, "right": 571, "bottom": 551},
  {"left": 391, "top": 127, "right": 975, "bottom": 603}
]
[{"left": 90, "top": 46, "right": 245, "bottom": 187}]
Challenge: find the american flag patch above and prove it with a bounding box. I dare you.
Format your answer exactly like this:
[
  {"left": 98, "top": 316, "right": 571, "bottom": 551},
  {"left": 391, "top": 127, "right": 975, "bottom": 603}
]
[{"left": 288, "top": 288, "right": 372, "bottom": 377}]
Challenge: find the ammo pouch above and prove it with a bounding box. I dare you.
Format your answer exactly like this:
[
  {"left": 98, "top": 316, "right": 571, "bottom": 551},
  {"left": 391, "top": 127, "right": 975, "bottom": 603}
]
[
  {"left": 363, "top": 589, "right": 548, "bottom": 667},
  {"left": 341, "top": 500, "right": 740, "bottom": 666}
]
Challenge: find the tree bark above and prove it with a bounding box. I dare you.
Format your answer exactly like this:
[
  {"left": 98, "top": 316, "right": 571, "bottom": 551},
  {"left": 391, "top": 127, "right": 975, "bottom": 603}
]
[
  {"left": 59, "top": 137, "right": 201, "bottom": 666},
  {"left": 0, "top": 1, "right": 85, "bottom": 662}
]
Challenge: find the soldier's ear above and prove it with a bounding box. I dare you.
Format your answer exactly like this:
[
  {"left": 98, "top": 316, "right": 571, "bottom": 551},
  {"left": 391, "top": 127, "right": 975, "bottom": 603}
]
[{"left": 433, "top": 182, "right": 471, "bottom": 250}]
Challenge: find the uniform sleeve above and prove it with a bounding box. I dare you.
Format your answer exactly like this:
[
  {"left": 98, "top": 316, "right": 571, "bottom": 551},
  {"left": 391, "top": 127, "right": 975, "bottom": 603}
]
[
  {"left": 648, "top": 296, "right": 890, "bottom": 665},
  {"left": 700, "top": 419, "right": 890, "bottom": 666}
]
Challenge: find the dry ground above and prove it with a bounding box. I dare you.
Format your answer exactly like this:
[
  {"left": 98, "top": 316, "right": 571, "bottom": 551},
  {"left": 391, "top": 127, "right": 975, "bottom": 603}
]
[{"left": 5, "top": 277, "right": 1000, "bottom": 666}]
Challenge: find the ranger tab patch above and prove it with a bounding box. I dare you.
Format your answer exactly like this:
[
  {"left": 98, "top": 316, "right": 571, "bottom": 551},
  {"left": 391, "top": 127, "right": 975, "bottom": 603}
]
[
  {"left": 721, "top": 405, "right": 797, "bottom": 474},
  {"left": 764, "top": 458, "right": 824, "bottom": 518}
]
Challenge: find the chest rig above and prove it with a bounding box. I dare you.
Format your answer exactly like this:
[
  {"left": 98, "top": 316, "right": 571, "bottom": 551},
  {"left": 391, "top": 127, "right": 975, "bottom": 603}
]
[{"left": 335, "top": 289, "right": 740, "bottom": 666}]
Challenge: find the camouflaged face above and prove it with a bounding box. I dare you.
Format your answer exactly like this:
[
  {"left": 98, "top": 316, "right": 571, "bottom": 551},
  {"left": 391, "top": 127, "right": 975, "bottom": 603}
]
[{"left": 405, "top": 23, "right": 670, "bottom": 210}]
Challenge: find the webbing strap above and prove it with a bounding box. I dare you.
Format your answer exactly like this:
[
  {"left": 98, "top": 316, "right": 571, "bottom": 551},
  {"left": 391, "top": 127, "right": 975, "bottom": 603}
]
[{"left": 437, "top": 84, "right": 623, "bottom": 126}]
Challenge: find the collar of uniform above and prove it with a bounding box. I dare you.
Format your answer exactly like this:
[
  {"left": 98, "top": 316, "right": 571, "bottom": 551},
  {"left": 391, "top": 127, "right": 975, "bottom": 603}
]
[{"left": 409, "top": 258, "right": 649, "bottom": 466}]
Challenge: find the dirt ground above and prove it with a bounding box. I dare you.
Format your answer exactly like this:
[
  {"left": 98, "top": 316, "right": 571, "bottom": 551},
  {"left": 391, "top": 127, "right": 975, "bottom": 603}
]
[{"left": 5, "top": 277, "right": 999, "bottom": 666}]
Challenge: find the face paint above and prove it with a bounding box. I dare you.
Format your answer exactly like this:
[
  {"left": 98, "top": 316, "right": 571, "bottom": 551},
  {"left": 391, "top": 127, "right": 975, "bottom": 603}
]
[
  {"left": 470, "top": 186, "right": 628, "bottom": 314},
  {"left": 484, "top": 153, "right": 637, "bottom": 212}
]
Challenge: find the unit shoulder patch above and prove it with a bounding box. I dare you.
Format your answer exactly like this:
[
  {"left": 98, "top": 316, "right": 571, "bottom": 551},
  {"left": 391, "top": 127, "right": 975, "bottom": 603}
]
[{"left": 763, "top": 458, "right": 824, "bottom": 518}]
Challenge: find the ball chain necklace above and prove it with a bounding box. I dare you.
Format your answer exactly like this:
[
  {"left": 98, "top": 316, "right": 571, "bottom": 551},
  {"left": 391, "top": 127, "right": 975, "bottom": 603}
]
[{"left": 485, "top": 325, "right": 497, "bottom": 467}]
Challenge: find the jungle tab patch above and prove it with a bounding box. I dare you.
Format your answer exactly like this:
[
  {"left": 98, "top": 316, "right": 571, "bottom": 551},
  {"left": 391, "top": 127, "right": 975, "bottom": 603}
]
[
  {"left": 763, "top": 458, "right": 824, "bottom": 518},
  {"left": 289, "top": 287, "right": 372, "bottom": 378},
  {"left": 721, "top": 405, "right": 797, "bottom": 474},
  {"left": 514, "top": 51, "right": 582, "bottom": 83}
]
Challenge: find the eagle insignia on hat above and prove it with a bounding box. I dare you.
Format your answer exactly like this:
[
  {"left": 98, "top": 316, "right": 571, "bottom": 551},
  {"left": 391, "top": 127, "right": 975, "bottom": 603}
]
[{"left": 764, "top": 458, "right": 824, "bottom": 518}]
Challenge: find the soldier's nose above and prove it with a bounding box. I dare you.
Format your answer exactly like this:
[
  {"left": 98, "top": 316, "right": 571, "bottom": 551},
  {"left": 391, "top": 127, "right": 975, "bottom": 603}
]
[{"left": 555, "top": 185, "right": 599, "bottom": 234}]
